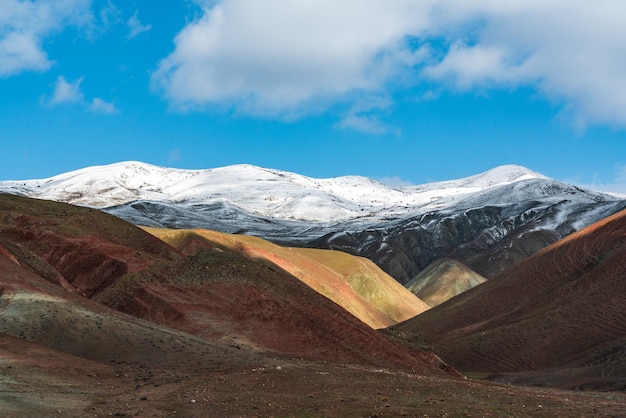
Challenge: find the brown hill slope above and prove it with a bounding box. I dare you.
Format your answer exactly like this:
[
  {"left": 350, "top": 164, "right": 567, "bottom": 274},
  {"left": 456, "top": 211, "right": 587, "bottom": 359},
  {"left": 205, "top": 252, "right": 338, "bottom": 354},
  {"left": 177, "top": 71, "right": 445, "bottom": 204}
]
[
  {"left": 143, "top": 227, "right": 429, "bottom": 328},
  {"left": 405, "top": 258, "right": 486, "bottom": 307},
  {"left": 0, "top": 193, "right": 437, "bottom": 371},
  {"left": 0, "top": 194, "right": 182, "bottom": 298},
  {"left": 394, "top": 208, "right": 626, "bottom": 390},
  {"left": 0, "top": 213, "right": 263, "bottom": 370}
]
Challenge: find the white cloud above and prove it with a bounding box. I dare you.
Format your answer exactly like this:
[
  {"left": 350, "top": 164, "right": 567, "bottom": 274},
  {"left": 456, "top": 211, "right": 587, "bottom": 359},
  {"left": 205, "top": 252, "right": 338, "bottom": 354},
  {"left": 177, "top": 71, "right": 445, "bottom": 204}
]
[
  {"left": 153, "top": 0, "right": 626, "bottom": 131},
  {"left": 336, "top": 95, "right": 398, "bottom": 135},
  {"left": 89, "top": 97, "right": 118, "bottom": 114},
  {"left": 0, "top": 32, "right": 50, "bottom": 75},
  {"left": 152, "top": 0, "right": 433, "bottom": 116},
  {"left": 127, "top": 10, "right": 151, "bottom": 39},
  {"left": 99, "top": 0, "right": 121, "bottom": 29},
  {"left": 421, "top": 1, "right": 626, "bottom": 130},
  {"left": 0, "top": 0, "right": 92, "bottom": 77},
  {"left": 423, "top": 43, "right": 524, "bottom": 89},
  {"left": 45, "top": 76, "right": 85, "bottom": 105},
  {"left": 337, "top": 114, "right": 389, "bottom": 135},
  {"left": 41, "top": 75, "right": 118, "bottom": 113}
]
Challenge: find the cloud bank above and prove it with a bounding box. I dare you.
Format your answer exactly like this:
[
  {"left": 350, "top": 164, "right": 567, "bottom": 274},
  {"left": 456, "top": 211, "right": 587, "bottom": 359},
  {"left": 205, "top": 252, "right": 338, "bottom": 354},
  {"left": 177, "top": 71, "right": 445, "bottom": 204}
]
[{"left": 152, "top": 0, "right": 626, "bottom": 129}]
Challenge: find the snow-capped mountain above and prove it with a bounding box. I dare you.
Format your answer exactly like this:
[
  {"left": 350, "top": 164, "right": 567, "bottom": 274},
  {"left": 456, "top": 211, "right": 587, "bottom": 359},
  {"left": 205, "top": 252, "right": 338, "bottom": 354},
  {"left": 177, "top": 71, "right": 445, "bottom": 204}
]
[
  {"left": 1, "top": 161, "right": 624, "bottom": 283},
  {"left": 0, "top": 161, "right": 551, "bottom": 222}
]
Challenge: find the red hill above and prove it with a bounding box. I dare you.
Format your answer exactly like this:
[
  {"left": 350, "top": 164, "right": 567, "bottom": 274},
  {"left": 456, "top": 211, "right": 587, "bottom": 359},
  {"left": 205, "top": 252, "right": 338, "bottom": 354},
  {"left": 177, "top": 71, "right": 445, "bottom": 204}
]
[
  {"left": 0, "top": 194, "right": 439, "bottom": 370},
  {"left": 395, "top": 209, "right": 626, "bottom": 390}
]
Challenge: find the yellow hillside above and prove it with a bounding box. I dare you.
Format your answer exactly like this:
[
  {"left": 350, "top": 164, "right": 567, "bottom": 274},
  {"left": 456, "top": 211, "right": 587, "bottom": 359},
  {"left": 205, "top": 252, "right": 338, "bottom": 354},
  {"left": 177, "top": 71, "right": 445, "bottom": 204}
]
[
  {"left": 405, "top": 258, "right": 486, "bottom": 307},
  {"left": 142, "top": 227, "right": 429, "bottom": 329}
]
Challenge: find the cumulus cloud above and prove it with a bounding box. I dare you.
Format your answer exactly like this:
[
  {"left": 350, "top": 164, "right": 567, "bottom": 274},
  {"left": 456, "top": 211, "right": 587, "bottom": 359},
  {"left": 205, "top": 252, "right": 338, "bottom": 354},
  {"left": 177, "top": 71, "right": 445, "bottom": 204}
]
[
  {"left": 127, "top": 10, "right": 151, "bottom": 39},
  {"left": 153, "top": 0, "right": 626, "bottom": 131},
  {"left": 89, "top": 97, "right": 118, "bottom": 114},
  {"left": 41, "top": 75, "right": 118, "bottom": 114},
  {"left": 0, "top": 32, "right": 50, "bottom": 75},
  {"left": 0, "top": 0, "right": 92, "bottom": 77},
  {"left": 152, "top": 0, "right": 432, "bottom": 116},
  {"left": 43, "top": 76, "right": 85, "bottom": 106},
  {"left": 421, "top": 1, "right": 626, "bottom": 130}
]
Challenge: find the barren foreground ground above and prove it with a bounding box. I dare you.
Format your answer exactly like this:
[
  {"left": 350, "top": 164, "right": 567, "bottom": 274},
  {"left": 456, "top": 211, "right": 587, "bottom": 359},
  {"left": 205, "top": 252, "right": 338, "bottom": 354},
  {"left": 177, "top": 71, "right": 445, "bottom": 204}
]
[{"left": 2, "top": 336, "right": 625, "bottom": 418}]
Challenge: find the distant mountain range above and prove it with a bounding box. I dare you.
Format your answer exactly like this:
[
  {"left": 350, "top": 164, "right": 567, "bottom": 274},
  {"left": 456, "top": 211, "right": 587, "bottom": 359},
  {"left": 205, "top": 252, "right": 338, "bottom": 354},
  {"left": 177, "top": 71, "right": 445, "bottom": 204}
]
[{"left": 2, "top": 161, "right": 625, "bottom": 284}]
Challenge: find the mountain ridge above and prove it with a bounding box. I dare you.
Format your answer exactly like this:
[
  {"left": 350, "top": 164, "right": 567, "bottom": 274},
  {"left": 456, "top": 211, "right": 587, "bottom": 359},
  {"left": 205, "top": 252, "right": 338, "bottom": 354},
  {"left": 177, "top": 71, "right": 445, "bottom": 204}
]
[
  {"left": 2, "top": 161, "right": 624, "bottom": 284},
  {"left": 2, "top": 172, "right": 626, "bottom": 413},
  {"left": 0, "top": 161, "right": 554, "bottom": 222}
]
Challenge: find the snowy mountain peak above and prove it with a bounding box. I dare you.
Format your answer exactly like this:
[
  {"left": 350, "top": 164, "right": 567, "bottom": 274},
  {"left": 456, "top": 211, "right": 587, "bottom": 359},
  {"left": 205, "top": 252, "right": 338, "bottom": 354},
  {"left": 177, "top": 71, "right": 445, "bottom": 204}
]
[
  {"left": 474, "top": 165, "right": 548, "bottom": 185},
  {"left": 410, "top": 165, "right": 548, "bottom": 193},
  {"left": 0, "top": 161, "right": 617, "bottom": 225}
]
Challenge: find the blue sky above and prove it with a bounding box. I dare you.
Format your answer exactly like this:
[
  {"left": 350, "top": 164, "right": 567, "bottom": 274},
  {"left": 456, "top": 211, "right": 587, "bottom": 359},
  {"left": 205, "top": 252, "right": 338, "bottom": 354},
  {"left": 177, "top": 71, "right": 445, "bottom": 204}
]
[{"left": 1, "top": 0, "right": 626, "bottom": 193}]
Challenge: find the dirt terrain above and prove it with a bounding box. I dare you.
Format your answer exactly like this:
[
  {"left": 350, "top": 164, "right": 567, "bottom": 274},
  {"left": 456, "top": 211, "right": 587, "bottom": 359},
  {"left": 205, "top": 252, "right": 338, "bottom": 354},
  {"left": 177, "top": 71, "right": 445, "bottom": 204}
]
[
  {"left": 3, "top": 331, "right": 626, "bottom": 417},
  {"left": 0, "top": 194, "right": 439, "bottom": 371}
]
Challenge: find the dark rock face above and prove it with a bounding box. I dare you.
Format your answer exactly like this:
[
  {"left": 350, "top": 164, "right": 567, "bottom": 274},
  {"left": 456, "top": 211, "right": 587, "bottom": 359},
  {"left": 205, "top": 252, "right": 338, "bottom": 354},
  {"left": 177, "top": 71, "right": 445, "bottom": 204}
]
[
  {"left": 103, "top": 200, "right": 329, "bottom": 244},
  {"left": 310, "top": 200, "right": 626, "bottom": 283}
]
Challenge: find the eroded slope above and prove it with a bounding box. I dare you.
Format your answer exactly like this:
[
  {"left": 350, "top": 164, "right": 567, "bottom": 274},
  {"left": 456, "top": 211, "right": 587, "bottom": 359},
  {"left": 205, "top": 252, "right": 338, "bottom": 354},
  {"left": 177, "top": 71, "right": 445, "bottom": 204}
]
[{"left": 395, "top": 209, "right": 626, "bottom": 390}]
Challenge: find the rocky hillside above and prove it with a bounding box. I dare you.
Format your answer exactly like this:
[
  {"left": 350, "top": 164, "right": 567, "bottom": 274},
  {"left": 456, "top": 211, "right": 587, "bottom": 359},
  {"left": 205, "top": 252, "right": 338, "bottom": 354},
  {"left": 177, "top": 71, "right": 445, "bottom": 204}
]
[
  {"left": 1, "top": 192, "right": 626, "bottom": 415},
  {"left": 393, "top": 208, "right": 626, "bottom": 391},
  {"left": 313, "top": 183, "right": 626, "bottom": 283}
]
